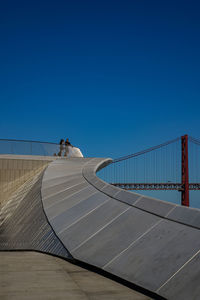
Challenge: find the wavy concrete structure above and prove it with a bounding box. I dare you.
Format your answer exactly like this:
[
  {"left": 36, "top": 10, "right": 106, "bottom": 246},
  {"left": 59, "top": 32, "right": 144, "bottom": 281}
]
[
  {"left": 1, "top": 155, "right": 200, "bottom": 299},
  {"left": 41, "top": 157, "right": 200, "bottom": 300}
]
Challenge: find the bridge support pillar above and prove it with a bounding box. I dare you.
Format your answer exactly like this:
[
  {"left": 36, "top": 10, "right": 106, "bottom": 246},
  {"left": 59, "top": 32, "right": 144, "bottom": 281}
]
[{"left": 181, "top": 135, "right": 189, "bottom": 206}]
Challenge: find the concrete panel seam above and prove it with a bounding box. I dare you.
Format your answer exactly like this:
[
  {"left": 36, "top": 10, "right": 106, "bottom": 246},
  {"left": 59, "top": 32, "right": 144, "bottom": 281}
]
[
  {"left": 50, "top": 191, "right": 98, "bottom": 222},
  {"left": 83, "top": 159, "right": 200, "bottom": 228},
  {"left": 132, "top": 195, "right": 144, "bottom": 206},
  {"left": 57, "top": 193, "right": 108, "bottom": 234},
  {"left": 112, "top": 189, "right": 121, "bottom": 197},
  {"left": 44, "top": 185, "right": 90, "bottom": 210},
  {"left": 86, "top": 177, "right": 170, "bottom": 220},
  {"left": 101, "top": 185, "right": 121, "bottom": 197},
  {"left": 83, "top": 173, "right": 109, "bottom": 194},
  {"left": 99, "top": 187, "right": 198, "bottom": 229},
  {"left": 0, "top": 169, "right": 71, "bottom": 259},
  {"left": 164, "top": 205, "right": 177, "bottom": 218},
  {"left": 99, "top": 184, "right": 174, "bottom": 221},
  {"left": 83, "top": 158, "right": 112, "bottom": 172},
  {"left": 82, "top": 158, "right": 97, "bottom": 168},
  {"left": 82, "top": 160, "right": 181, "bottom": 222},
  {"left": 71, "top": 207, "right": 131, "bottom": 253},
  {"left": 103, "top": 219, "right": 163, "bottom": 269},
  {"left": 82, "top": 158, "right": 112, "bottom": 178},
  {"left": 165, "top": 216, "right": 200, "bottom": 231},
  {"left": 42, "top": 179, "right": 86, "bottom": 200},
  {"left": 156, "top": 248, "right": 200, "bottom": 293}
]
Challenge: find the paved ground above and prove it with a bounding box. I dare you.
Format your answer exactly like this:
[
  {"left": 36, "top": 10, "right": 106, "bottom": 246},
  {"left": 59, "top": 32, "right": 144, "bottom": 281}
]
[{"left": 0, "top": 251, "right": 151, "bottom": 300}]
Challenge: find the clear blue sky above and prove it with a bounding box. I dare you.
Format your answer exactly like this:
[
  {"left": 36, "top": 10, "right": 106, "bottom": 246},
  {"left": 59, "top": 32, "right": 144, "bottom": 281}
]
[{"left": 0, "top": 0, "right": 200, "bottom": 158}]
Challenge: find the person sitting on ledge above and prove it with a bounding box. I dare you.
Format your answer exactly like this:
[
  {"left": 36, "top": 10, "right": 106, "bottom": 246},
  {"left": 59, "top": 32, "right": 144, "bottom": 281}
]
[
  {"left": 64, "top": 138, "right": 72, "bottom": 157},
  {"left": 58, "top": 139, "right": 65, "bottom": 156},
  {"left": 64, "top": 138, "right": 83, "bottom": 158}
]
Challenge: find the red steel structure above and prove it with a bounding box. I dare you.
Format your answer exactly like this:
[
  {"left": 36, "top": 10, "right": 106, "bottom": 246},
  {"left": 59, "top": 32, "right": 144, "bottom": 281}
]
[
  {"left": 111, "top": 134, "right": 200, "bottom": 207},
  {"left": 181, "top": 134, "right": 189, "bottom": 206}
]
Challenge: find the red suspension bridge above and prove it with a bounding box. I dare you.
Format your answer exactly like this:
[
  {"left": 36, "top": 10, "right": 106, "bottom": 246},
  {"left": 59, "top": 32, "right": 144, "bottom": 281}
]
[{"left": 98, "top": 135, "right": 200, "bottom": 207}]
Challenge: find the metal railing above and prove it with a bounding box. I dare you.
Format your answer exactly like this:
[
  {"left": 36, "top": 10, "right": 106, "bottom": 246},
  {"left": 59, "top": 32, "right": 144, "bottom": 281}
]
[{"left": 0, "top": 138, "right": 60, "bottom": 156}]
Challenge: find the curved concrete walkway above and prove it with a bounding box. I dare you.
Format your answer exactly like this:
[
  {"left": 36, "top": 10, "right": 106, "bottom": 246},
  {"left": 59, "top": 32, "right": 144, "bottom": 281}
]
[{"left": 41, "top": 158, "right": 200, "bottom": 300}]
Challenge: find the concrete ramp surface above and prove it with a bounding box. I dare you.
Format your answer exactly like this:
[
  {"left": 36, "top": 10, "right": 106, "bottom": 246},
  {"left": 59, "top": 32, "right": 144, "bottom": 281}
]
[
  {"left": 1, "top": 155, "right": 200, "bottom": 299},
  {"left": 41, "top": 157, "right": 200, "bottom": 300}
]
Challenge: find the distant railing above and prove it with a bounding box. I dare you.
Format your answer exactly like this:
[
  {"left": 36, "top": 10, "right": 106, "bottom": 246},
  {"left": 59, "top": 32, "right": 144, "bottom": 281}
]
[{"left": 0, "top": 138, "right": 60, "bottom": 156}]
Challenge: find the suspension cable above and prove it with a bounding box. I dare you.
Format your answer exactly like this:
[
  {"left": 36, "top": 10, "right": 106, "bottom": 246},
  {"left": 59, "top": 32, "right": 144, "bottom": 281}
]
[
  {"left": 189, "top": 136, "right": 200, "bottom": 145},
  {"left": 113, "top": 137, "right": 180, "bottom": 163}
]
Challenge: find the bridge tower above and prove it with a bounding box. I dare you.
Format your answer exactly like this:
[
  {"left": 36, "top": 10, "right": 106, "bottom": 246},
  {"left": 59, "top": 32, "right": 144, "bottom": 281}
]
[{"left": 181, "top": 134, "right": 189, "bottom": 206}]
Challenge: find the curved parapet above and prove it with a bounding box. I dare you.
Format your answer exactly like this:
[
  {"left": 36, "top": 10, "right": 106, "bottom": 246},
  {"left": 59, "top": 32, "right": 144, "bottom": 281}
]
[{"left": 41, "top": 157, "right": 200, "bottom": 300}]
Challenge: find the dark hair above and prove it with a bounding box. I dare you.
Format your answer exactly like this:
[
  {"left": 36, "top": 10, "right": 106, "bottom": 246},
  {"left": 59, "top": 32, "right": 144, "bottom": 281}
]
[{"left": 60, "top": 139, "right": 64, "bottom": 144}]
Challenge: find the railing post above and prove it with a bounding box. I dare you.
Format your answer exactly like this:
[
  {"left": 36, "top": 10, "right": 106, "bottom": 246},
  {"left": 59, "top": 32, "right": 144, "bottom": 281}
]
[{"left": 181, "top": 134, "right": 189, "bottom": 206}]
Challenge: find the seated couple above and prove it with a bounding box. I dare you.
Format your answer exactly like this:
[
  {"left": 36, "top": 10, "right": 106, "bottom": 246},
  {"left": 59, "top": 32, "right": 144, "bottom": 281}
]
[{"left": 58, "top": 138, "right": 83, "bottom": 158}]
